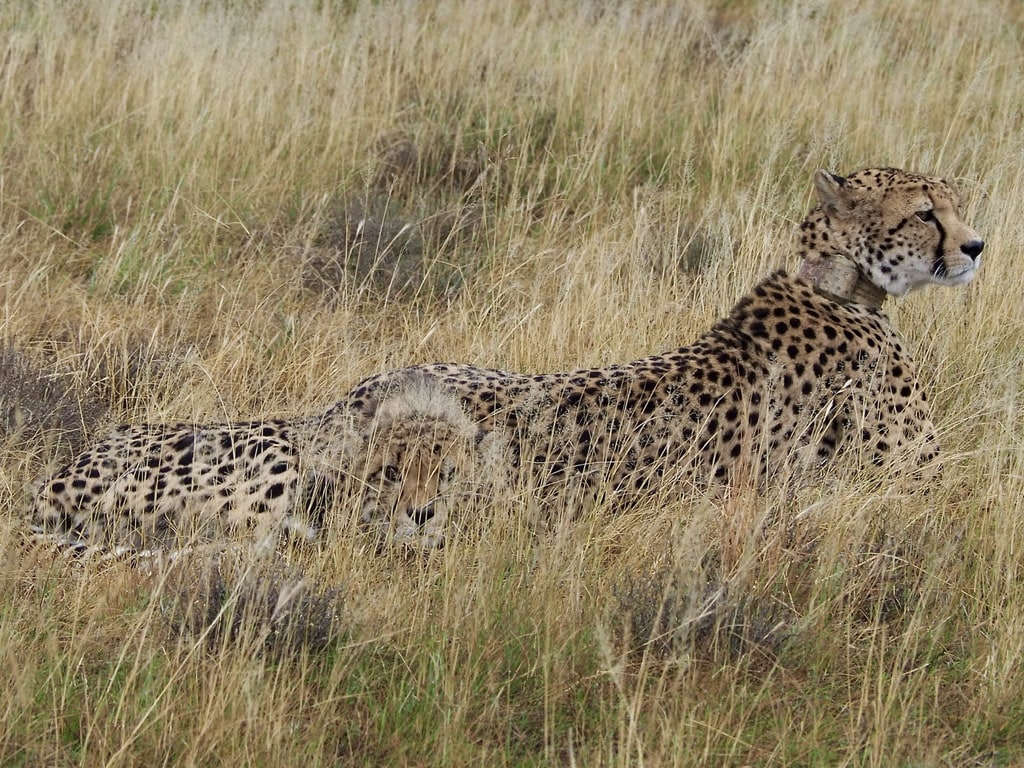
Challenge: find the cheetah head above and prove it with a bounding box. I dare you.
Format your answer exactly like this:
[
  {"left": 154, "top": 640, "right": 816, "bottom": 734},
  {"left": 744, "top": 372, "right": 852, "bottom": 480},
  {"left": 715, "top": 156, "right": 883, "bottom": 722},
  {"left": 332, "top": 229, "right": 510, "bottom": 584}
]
[
  {"left": 354, "top": 380, "right": 481, "bottom": 552},
  {"left": 807, "top": 167, "right": 984, "bottom": 296}
]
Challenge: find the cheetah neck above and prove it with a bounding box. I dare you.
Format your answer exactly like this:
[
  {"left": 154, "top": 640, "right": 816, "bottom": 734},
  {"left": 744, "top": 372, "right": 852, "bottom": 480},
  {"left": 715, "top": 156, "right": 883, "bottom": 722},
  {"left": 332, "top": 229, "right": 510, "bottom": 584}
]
[
  {"left": 796, "top": 207, "right": 889, "bottom": 309},
  {"left": 797, "top": 255, "right": 887, "bottom": 309}
]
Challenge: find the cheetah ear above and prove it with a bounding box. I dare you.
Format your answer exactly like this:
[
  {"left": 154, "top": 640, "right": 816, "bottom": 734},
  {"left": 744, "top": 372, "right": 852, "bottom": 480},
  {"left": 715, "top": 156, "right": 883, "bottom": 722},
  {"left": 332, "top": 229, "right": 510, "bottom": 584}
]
[{"left": 813, "top": 169, "right": 855, "bottom": 216}]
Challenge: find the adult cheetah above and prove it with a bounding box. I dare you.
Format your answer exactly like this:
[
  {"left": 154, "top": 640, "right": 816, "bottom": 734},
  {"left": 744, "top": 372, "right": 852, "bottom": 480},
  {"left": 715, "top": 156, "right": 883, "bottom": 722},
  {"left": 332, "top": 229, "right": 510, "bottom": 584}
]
[
  {"left": 29, "top": 377, "right": 485, "bottom": 555},
  {"left": 337, "top": 167, "right": 984, "bottom": 547}
]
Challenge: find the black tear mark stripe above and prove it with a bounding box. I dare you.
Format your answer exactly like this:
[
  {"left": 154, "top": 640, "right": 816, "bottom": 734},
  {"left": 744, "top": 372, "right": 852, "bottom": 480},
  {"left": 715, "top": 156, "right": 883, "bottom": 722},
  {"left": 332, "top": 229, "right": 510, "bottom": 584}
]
[{"left": 933, "top": 214, "right": 947, "bottom": 276}]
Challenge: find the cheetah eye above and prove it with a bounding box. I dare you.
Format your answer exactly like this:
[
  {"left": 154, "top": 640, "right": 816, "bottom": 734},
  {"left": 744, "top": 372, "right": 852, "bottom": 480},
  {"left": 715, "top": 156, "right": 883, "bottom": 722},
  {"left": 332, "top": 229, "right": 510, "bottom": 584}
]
[
  {"left": 915, "top": 209, "right": 935, "bottom": 223},
  {"left": 383, "top": 465, "right": 401, "bottom": 483}
]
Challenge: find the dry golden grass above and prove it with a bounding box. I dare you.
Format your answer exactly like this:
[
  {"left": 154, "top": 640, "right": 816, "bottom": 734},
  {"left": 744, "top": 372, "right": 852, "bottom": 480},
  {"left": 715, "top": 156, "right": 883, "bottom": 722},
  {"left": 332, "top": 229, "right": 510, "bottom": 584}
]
[{"left": 2, "top": 0, "right": 1024, "bottom": 764}]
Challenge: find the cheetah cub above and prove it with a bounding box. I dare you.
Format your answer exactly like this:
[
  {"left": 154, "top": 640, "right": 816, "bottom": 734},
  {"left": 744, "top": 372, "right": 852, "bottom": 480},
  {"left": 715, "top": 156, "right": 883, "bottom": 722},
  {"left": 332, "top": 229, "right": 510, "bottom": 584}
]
[{"left": 28, "top": 377, "right": 493, "bottom": 556}]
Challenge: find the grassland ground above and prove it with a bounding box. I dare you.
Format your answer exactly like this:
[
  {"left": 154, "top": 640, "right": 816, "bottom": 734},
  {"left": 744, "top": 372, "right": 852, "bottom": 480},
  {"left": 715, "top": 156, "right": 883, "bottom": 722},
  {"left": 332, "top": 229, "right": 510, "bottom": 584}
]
[{"left": 2, "top": 0, "right": 1024, "bottom": 765}]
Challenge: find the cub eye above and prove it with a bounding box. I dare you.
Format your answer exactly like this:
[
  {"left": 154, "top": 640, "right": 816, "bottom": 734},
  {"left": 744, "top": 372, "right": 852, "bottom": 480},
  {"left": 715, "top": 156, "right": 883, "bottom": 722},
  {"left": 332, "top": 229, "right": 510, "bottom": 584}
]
[
  {"left": 383, "top": 465, "right": 400, "bottom": 483},
  {"left": 915, "top": 209, "right": 935, "bottom": 223}
]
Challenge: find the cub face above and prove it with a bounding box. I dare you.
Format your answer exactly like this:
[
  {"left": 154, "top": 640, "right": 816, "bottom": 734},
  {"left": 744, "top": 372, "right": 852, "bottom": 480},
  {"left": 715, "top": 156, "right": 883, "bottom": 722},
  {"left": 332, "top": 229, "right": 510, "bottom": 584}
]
[{"left": 357, "top": 414, "right": 473, "bottom": 551}]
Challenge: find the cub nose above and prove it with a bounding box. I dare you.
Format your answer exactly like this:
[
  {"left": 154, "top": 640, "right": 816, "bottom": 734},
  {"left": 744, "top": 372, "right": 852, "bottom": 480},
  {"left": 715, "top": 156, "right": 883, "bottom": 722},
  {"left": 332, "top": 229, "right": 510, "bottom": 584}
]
[
  {"left": 411, "top": 504, "right": 436, "bottom": 527},
  {"left": 961, "top": 239, "right": 984, "bottom": 260}
]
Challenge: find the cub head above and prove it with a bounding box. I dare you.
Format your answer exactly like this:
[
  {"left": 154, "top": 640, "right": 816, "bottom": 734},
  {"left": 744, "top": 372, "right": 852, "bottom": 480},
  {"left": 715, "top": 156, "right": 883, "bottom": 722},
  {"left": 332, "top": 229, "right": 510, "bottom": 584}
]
[
  {"left": 354, "top": 379, "right": 481, "bottom": 552},
  {"left": 805, "top": 167, "right": 984, "bottom": 296}
]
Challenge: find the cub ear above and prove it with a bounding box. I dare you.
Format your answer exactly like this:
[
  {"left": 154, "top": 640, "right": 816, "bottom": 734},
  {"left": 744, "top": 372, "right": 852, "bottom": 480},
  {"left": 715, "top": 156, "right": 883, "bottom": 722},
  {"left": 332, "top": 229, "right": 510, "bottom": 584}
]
[{"left": 813, "top": 169, "right": 855, "bottom": 215}]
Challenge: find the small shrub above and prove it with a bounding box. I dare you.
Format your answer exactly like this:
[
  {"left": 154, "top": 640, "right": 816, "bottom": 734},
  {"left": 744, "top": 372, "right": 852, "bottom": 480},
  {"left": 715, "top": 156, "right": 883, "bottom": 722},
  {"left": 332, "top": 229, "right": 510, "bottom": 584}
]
[
  {"left": 0, "top": 345, "right": 107, "bottom": 456},
  {"left": 159, "top": 551, "right": 346, "bottom": 658},
  {"left": 613, "top": 567, "right": 791, "bottom": 660},
  {"left": 301, "top": 195, "right": 478, "bottom": 303}
]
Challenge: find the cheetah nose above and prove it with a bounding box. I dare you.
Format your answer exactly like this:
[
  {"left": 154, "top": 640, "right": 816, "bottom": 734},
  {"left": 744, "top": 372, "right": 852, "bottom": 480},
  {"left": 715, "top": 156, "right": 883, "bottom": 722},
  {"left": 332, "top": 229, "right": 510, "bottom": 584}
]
[
  {"left": 411, "top": 504, "right": 436, "bottom": 527},
  {"left": 961, "top": 239, "right": 984, "bottom": 260}
]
